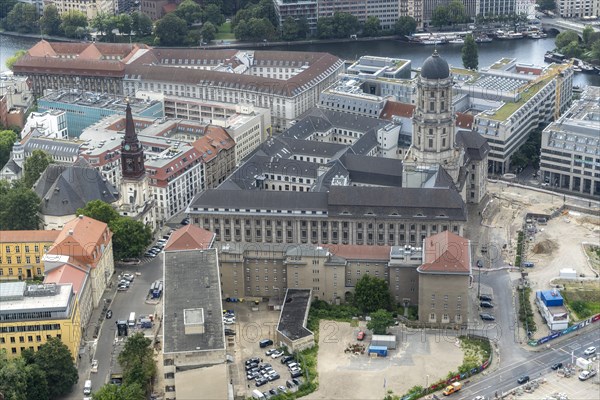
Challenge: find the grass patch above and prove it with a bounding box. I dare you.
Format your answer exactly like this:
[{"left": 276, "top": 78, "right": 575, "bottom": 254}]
[
  {"left": 562, "top": 287, "right": 600, "bottom": 320},
  {"left": 518, "top": 286, "right": 536, "bottom": 334},
  {"left": 215, "top": 21, "right": 236, "bottom": 41},
  {"left": 458, "top": 336, "right": 491, "bottom": 373},
  {"left": 515, "top": 230, "right": 524, "bottom": 267}
]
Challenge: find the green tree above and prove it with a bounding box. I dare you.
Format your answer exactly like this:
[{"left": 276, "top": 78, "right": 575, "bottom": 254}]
[
  {"left": 60, "top": 10, "right": 88, "bottom": 39},
  {"left": 23, "top": 149, "right": 53, "bottom": 188},
  {"left": 116, "top": 13, "right": 133, "bottom": 36},
  {"left": 0, "top": 356, "right": 28, "bottom": 400},
  {"left": 582, "top": 25, "right": 596, "bottom": 46},
  {"left": 0, "top": 181, "right": 41, "bottom": 230},
  {"left": 118, "top": 333, "right": 156, "bottom": 391},
  {"left": 394, "top": 16, "right": 417, "bottom": 37},
  {"left": 24, "top": 363, "right": 49, "bottom": 400},
  {"left": 447, "top": 0, "right": 467, "bottom": 25},
  {"left": 5, "top": 49, "right": 27, "bottom": 71},
  {"left": 235, "top": 17, "right": 275, "bottom": 40},
  {"left": 332, "top": 12, "right": 359, "bottom": 38},
  {"left": 362, "top": 16, "right": 381, "bottom": 37},
  {"left": 3, "top": 2, "right": 39, "bottom": 34},
  {"left": 203, "top": 3, "right": 225, "bottom": 26},
  {"left": 462, "top": 33, "right": 478, "bottom": 70},
  {"left": 76, "top": 199, "right": 120, "bottom": 225},
  {"left": 92, "top": 382, "right": 145, "bottom": 400},
  {"left": 131, "top": 11, "right": 153, "bottom": 36},
  {"left": 366, "top": 309, "right": 395, "bottom": 334},
  {"left": 281, "top": 16, "right": 299, "bottom": 41},
  {"left": 0, "top": 0, "right": 17, "bottom": 19},
  {"left": 353, "top": 275, "right": 391, "bottom": 313},
  {"left": 234, "top": 19, "right": 251, "bottom": 39},
  {"left": 109, "top": 217, "right": 152, "bottom": 259},
  {"left": 296, "top": 16, "right": 309, "bottom": 39},
  {"left": 555, "top": 30, "right": 579, "bottom": 49},
  {"left": 33, "top": 337, "right": 78, "bottom": 399},
  {"left": 39, "top": 5, "right": 62, "bottom": 36},
  {"left": 317, "top": 16, "right": 334, "bottom": 39},
  {"left": 155, "top": 13, "right": 189, "bottom": 45},
  {"left": 256, "top": 0, "right": 278, "bottom": 27},
  {"left": 200, "top": 21, "right": 217, "bottom": 42},
  {"left": 175, "top": 0, "right": 203, "bottom": 27},
  {"left": 431, "top": 5, "right": 449, "bottom": 28},
  {"left": 560, "top": 40, "right": 583, "bottom": 58},
  {"left": 92, "top": 12, "right": 112, "bottom": 39},
  {"left": 537, "top": 0, "right": 556, "bottom": 11},
  {"left": 591, "top": 39, "right": 600, "bottom": 62},
  {"left": 0, "top": 129, "right": 17, "bottom": 168}
]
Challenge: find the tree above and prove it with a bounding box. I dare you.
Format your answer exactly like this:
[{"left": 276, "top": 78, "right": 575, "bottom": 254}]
[
  {"left": 109, "top": 217, "right": 152, "bottom": 259},
  {"left": 256, "top": 0, "right": 278, "bottom": 27},
  {"left": 353, "top": 275, "right": 391, "bottom": 313},
  {"left": 362, "top": 16, "right": 381, "bottom": 37},
  {"left": 175, "top": 0, "right": 203, "bottom": 27},
  {"left": 296, "top": 16, "right": 309, "bottom": 39},
  {"left": 200, "top": 21, "right": 217, "bottom": 42},
  {"left": 367, "top": 309, "right": 395, "bottom": 335},
  {"left": 462, "top": 33, "right": 478, "bottom": 70},
  {"left": 131, "top": 11, "right": 153, "bottom": 37},
  {"left": 3, "top": 2, "right": 38, "bottom": 34},
  {"left": 234, "top": 17, "right": 275, "bottom": 41},
  {"left": 60, "top": 10, "right": 88, "bottom": 39},
  {"left": 281, "top": 16, "right": 299, "bottom": 41},
  {"left": 394, "top": 16, "right": 417, "bottom": 37},
  {"left": 118, "top": 333, "right": 156, "bottom": 391},
  {"left": 203, "top": 3, "right": 225, "bottom": 27},
  {"left": 92, "top": 383, "right": 145, "bottom": 400},
  {"left": 431, "top": 5, "right": 449, "bottom": 28},
  {"left": 24, "top": 363, "right": 49, "bottom": 400},
  {"left": 5, "top": 49, "right": 26, "bottom": 71},
  {"left": 0, "top": 129, "right": 17, "bottom": 169},
  {"left": 155, "top": 13, "right": 189, "bottom": 46},
  {"left": 92, "top": 12, "right": 112, "bottom": 39},
  {"left": 0, "top": 356, "right": 28, "bottom": 400},
  {"left": 332, "top": 12, "right": 359, "bottom": 38},
  {"left": 0, "top": 181, "right": 41, "bottom": 230},
  {"left": 234, "top": 19, "right": 250, "bottom": 39},
  {"left": 317, "top": 16, "right": 334, "bottom": 39},
  {"left": 39, "top": 5, "right": 61, "bottom": 36},
  {"left": 76, "top": 199, "right": 120, "bottom": 225},
  {"left": 582, "top": 25, "right": 600, "bottom": 46},
  {"left": 33, "top": 337, "right": 78, "bottom": 399},
  {"left": 555, "top": 30, "right": 579, "bottom": 49},
  {"left": 447, "top": 0, "right": 467, "bottom": 25},
  {"left": 0, "top": 0, "right": 17, "bottom": 19},
  {"left": 23, "top": 149, "right": 53, "bottom": 188},
  {"left": 116, "top": 14, "right": 132, "bottom": 36}
]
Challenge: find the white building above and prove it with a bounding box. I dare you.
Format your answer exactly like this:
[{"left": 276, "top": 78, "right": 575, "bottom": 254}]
[
  {"left": 47, "top": 0, "right": 115, "bottom": 19},
  {"left": 557, "top": 0, "right": 600, "bottom": 18},
  {"left": 21, "top": 110, "right": 68, "bottom": 139}
]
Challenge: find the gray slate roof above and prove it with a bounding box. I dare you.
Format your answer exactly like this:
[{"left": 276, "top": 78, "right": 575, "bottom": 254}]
[
  {"left": 227, "top": 155, "right": 320, "bottom": 190},
  {"left": 277, "top": 289, "right": 313, "bottom": 341},
  {"left": 189, "top": 189, "right": 329, "bottom": 211},
  {"left": 420, "top": 51, "right": 450, "bottom": 80},
  {"left": 25, "top": 134, "right": 82, "bottom": 159},
  {"left": 1, "top": 159, "right": 21, "bottom": 175},
  {"left": 340, "top": 153, "right": 403, "bottom": 186},
  {"left": 35, "top": 164, "right": 119, "bottom": 216},
  {"left": 456, "top": 130, "right": 490, "bottom": 162}
]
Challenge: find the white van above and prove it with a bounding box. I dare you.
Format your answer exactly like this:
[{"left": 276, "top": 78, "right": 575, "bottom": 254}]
[
  {"left": 83, "top": 380, "right": 92, "bottom": 395},
  {"left": 252, "top": 389, "right": 265, "bottom": 399},
  {"left": 128, "top": 312, "right": 136, "bottom": 327}
]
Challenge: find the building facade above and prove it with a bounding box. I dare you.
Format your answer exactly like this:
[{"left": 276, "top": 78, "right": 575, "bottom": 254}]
[
  {"left": 274, "top": 0, "right": 319, "bottom": 34},
  {"left": 540, "top": 86, "right": 600, "bottom": 197},
  {"left": 46, "top": 0, "right": 114, "bottom": 19},
  {"left": 21, "top": 110, "right": 68, "bottom": 139},
  {"left": 557, "top": 0, "right": 600, "bottom": 18},
  {"left": 0, "top": 282, "right": 81, "bottom": 359},
  {"left": 0, "top": 231, "right": 59, "bottom": 281}
]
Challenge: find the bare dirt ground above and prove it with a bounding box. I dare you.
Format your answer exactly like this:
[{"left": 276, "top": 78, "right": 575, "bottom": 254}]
[
  {"left": 305, "top": 321, "right": 464, "bottom": 400},
  {"left": 485, "top": 182, "right": 600, "bottom": 339}
]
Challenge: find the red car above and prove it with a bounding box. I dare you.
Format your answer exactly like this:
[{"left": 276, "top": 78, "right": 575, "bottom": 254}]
[{"left": 357, "top": 331, "right": 365, "bottom": 341}]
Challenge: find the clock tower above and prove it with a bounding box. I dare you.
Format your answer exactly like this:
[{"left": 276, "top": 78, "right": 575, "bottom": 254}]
[{"left": 117, "top": 101, "right": 155, "bottom": 230}]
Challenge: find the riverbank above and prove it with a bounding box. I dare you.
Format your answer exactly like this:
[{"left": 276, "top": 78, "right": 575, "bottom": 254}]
[{"left": 0, "top": 30, "right": 78, "bottom": 42}]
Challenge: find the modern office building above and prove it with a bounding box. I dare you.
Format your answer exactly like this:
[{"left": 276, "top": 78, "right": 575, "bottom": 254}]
[
  {"left": 21, "top": 110, "right": 68, "bottom": 139},
  {"left": 273, "top": 0, "right": 319, "bottom": 34},
  {"left": 540, "top": 86, "right": 600, "bottom": 197},
  {"left": 478, "top": 0, "right": 516, "bottom": 19},
  {"left": 0, "top": 282, "right": 81, "bottom": 359},
  {"left": 38, "top": 90, "right": 163, "bottom": 137},
  {"left": 46, "top": 0, "right": 114, "bottom": 19},
  {"left": 0, "top": 231, "right": 60, "bottom": 281}
]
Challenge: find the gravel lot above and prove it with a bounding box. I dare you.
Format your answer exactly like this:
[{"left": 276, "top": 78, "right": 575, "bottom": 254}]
[{"left": 305, "top": 321, "right": 464, "bottom": 400}]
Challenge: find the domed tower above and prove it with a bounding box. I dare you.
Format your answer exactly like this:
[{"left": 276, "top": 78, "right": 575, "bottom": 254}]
[{"left": 406, "top": 50, "right": 462, "bottom": 182}]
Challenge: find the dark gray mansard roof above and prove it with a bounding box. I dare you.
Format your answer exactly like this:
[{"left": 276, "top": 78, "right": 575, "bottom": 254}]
[
  {"left": 339, "top": 153, "right": 403, "bottom": 187},
  {"left": 456, "top": 130, "right": 490, "bottom": 162},
  {"left": 190, "top": 189, "right": 329, "bottom": 211},
  {"left": 226, "top": 155, "right": 320, "bottom": 190},
  {"left": 34, "top": 164, "right": 119, "bottom": 216}
]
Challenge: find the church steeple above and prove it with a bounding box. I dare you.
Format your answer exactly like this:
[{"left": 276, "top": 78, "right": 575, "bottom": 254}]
[{"left": 121, "top": 101, "right": 145, "bottom": 180}]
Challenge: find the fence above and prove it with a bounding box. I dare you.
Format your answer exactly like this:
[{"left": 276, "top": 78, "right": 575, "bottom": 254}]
[{"left": 528, "top": 313, "right": 600, "bottom": 346}]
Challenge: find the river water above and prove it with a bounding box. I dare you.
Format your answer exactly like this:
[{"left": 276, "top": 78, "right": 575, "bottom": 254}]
[{"left": 2, "top": 34, "right": 599, "bottom": 87}]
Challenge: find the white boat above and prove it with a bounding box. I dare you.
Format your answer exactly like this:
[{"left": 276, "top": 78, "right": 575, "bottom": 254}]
[
  {"left": 475, "top": 36, "right": 492, "bottom": 43},
  {"left": 448, "top": 38, "right": 464, "bottom": 44},
  {"left": 421, "top": 39, "right": 447, "bottom": 45}
]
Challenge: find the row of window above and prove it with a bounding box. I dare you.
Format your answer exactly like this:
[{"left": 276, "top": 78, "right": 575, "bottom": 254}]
[
  {"left": 3, "top": 245, "right": 41, "bottom": 253},
  {"left": 0, "top": 256, "right": 41, "bottom": 265},
  {"left": 0, "top": 267, "right": 42, "bottom": 276}
]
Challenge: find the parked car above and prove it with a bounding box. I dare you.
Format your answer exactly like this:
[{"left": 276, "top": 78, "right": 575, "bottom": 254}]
[
  {"left": 522, "top": 261, "right": 534, "bottom": 268},
  {"left": 551, "top": 362, "right": 563, "bottom": 370},
  {"left": 480, "top": 301, "right": 494, "bottom": 308},
  {"left": 119, "top": 280, "right": 130, "bottom": 288},
  {"left": 117, "top": 285, "right": 128, "bottom": 291},
  {"left": 479, "top": 313, "right": 495, "bottom": 321},
  {"left": 265, "top": 348, "right": 278, "bottom": 356},
  {"left": 259, "top": 339, "right": 273, "bottom": 348},
  {"left": 479, "top": 294, "right": 493, "bottom": 302},
  {"left": 224, "top": 329, "right": 236, "bottom": 336},
  {"left": 517, "top": 375, "right": 530, "bottom": 384},
  {"left": 122, "top": 273, "right": 135, "bottom": 281},
  {"left": 255, "top": 378, "right": 267, "bottom": 387},
  {"left": 245, "top": 363, "right": 259, "bottom": 371},
  {"left": 357, "top": 331, "right": 365, "bottom": 341},
  {"left": 269, "top": 389, "right": 278, "bottom": 396},
  {"left": 292, "top": 378, "right": 301, "bottom": 386},
  {"left": 267, "top": 373, "right": 280, "bottom": 382},
  {"left": 584, "top": 346, "right": 596, "bottom": 355},
  {"left": 281, "top": 355, "right": 294, "bottom": 364},
  {"left": 181, "top": 217, "right": 190, "bottom": 225},
  {"left": 579, "top": 369, "right": 597, "bottom": 381},
  {"left": 277, "top": 386, "right": 287, "bottom": 394},
  {"left": 286, "top": 380, "right": 295, "bottom": 388},
  {"left": 106, "top": 310, "right": 113, "bottom": 319},
  {"left": 245, "top": 357, "right": 260, "bottom": 366},
  {"left": 144, "top": 251, "right": 156, "bottom": 258},
  {"left": 271, "top": 350, "right": 284, "bottom": 359},
  {"left": 290, "top": 370, "right": 303, "bottom": 378}
]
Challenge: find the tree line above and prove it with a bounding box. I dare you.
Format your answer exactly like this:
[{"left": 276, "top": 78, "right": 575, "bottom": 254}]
[{"left": 554, "top": 27, "right": 600, "bottom": 63}]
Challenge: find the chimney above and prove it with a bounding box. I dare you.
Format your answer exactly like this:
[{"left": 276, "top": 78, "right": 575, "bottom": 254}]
[{"left": 68, "top": 229, "right": 74, "bottom": 236}]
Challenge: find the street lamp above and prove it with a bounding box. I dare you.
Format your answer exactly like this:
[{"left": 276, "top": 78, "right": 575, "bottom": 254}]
[{"left": 476, "top": 259, "right": 483, "bottom": 299}]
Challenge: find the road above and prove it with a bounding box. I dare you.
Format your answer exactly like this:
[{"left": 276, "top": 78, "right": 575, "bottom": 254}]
[{"left": 460, "top": 327, "right": 600, "bottom": 399}]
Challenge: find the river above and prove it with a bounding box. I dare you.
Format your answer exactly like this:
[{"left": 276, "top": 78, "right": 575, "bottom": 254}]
[{"left": 2, "top": 34, "right": 599, "bottom": 87}]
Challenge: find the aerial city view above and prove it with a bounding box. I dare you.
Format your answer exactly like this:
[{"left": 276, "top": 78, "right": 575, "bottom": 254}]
[{"left": 0, "top": 0, "right": 599, "bottom": 399}]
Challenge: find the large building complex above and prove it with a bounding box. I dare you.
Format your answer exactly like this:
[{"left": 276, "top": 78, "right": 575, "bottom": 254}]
[
  {"left": 540, "top": 86, "right": 600, "bottom": 197},
  {"left": 0, "top": 282, "right": 81, "bottom": 359},
  {"left": 557, "top": 0, "right": 600, "bottom": 18}
]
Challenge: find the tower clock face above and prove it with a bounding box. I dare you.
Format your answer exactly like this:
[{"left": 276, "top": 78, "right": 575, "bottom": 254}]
[{"left": 124, "top": 144, "right": 131, "bottom": 151}]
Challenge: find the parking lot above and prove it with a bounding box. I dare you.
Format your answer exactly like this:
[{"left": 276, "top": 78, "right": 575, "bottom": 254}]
[{"left": 515, "top": 370, "right": 600, "bottom": 400}]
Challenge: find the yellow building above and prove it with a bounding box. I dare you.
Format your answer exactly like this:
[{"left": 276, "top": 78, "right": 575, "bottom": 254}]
[
  {"left": 0, "top": 231, "right": 60, "bottom": 281},
  {"left": 0, "top": 281, "right": 81, "bottom": 359}
]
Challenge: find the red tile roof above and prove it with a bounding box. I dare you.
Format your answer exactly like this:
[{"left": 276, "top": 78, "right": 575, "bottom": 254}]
[
  {"left": 165, "top": 225, "right": 215, "bottom": 251},
  {"left": 323, "top": 244, "right": 390, "bottom": 261},
  {"left": 47, "top": 216, "right": 111, "bottom": 265},
  {"left": 380, "top": 101, "right": 415, "bottom": 120},
  {"left": 418, "top": 231, "right": 470, "bottom": 275},
  {"left": 0, "top": 230, "right": 60, "bottom": 243},
  {"left": 191, "top": 126, "right": 235, "bottom": 164},
  {"left": 44, "top": 263, "right": 87, "bottom": 295}
]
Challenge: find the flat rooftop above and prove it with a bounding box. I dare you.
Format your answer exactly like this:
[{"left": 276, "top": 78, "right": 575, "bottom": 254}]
[
  {"left": 163, "top": 249, "right": 225, "bottom": 354},
  {"left": 0, "top": 282, "right": 73, "bottom": 313},
  {"left": 40, "top": 89, "right": 160, "bottom": 114},
  {"left": 277, "top": 288, "right": 313, "bottom": 341}
]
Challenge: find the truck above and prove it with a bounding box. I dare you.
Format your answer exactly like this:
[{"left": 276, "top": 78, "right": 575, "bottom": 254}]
[{"left": 443, "top": 382, "right": 462, "bottom": 396}]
